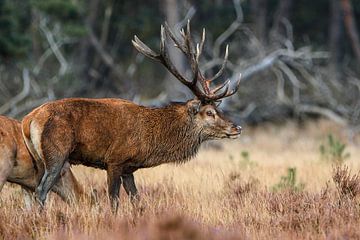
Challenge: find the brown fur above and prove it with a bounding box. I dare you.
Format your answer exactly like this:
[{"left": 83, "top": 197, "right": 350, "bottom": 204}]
[
  {"left": 0, "top": 116, "right": 83, "bottom": 203},
  {"left": 21, "top": 97, "right": 241, "bottom": 210}
]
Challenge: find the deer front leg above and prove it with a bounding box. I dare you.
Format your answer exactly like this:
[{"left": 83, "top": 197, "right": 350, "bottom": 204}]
[
  {"left": 107, "top": 168, "right": 122, "bottom": 213},
  {"left": 122, "top": 173, "right": 139, "bottom": 203}
]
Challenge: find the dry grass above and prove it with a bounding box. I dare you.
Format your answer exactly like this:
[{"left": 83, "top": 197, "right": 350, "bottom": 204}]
[{"left": 1, "top": 119, "right": 360, "bottom": 239}]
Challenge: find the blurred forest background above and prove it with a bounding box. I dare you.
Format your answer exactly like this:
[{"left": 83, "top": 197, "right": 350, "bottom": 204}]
[{"left": 0, "top": 0, "right": 359, "bottom": 129}]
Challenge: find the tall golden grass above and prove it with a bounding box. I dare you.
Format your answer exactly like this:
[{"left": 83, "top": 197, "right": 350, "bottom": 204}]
[{"left": 1, "top": 119, "right": 360, "bottom": 239}]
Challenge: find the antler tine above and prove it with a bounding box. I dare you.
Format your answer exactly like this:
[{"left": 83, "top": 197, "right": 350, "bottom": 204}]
[
  {"left": 160, "top": 25, "right": 166, "bottom": 54},
  {"left": 185, "top": 20, "right": 195, "bottom": 54},
  {"left": 164, "top": 21, "right": 202, "bottom": 86},
  {"left": 164, "top": 22, "right": 187, "bottom": 55},
  {"left": 210, "top": 73, "right": 242, "bottom": 101},
  {"left": 211, "top": 81, "right": 230, "bottom": 100},
  {"left": 208, "top": 45, "right": 229, "bottom": 83},
  {"left": 212, "top": 79, "right": 230, "bottom": 94},
  {"left": 195, "top": 44, "right": 200, "bottom": 62},
  {"left": 132, "top": 35, "right": 160, "bottom": 60},
  {"left": 166, "top": 20, "right": 204, "bottom": 92},
  {"left": 184, "top": 20, "right": 211, "bottom": 94},
  {"left": 195, "top": 29, "right": 206, "bottom": 62},
  {"left": 198, "top": 28, "right": 206, "bottom": 58},
  {"left": 133, "top": 26, "right": 188, "bottom": 86},
  {"left": 225, "top": 73, "right": 242, "bottom": 97}
]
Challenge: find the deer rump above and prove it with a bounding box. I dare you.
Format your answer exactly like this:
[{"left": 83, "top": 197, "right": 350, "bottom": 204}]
[{"left": 0, "top": 115, "right": 82, "bottom": 203}]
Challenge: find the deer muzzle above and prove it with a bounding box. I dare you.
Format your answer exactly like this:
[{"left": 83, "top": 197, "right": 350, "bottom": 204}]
[{"left": 227, "top": 125, "right": 242, "bottom": 139}]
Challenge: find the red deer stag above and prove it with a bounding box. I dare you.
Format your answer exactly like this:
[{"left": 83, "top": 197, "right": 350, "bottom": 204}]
[
  {"left": 0, "top": 116, "right": 83, "bottom": 203},
  {"left": 22, "top": 21, "right": 242, "bottom": 212}
]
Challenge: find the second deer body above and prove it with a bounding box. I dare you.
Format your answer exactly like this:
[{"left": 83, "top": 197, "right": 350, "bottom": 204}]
[{"left": 0, "top": 116, "right": 83, "bottom": 203}]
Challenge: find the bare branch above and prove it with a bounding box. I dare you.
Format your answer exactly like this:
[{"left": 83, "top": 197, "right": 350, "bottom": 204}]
[{"left": 213, "top": 0, "right": 243, "bottom": 57}]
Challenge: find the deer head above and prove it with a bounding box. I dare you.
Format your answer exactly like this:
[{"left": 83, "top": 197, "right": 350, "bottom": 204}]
[{"left": 132, "top": 20, "right": 242, "bottom": 139}]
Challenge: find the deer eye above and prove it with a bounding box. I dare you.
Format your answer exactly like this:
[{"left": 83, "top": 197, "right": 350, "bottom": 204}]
[{"left": 206, "top": 110, "right": 214, "bottom": 117}]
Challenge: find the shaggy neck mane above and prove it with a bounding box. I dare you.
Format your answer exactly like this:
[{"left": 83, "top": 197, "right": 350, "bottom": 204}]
[{"left": 139, "top": 103, "right": 203, "bottom": 167}]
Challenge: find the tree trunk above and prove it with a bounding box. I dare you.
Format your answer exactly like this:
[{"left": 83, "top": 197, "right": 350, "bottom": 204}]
[
  {"left": 78, "top": 0, "right": 101, "bottom": 92},
  {"left": 163, "top": 0, "right": 187, "bottom": 100},
  {"left": 250, "top": 0, "right": 267, "bottom": 44},
  {"left": 329, "top": 0, "right": 343, "bottom": 78},
  {"left": 340, "top": 0, "right": 360, "bottom": 65},
  {"left": 31, "top": 8, "right": 41, "bottom": 61}
]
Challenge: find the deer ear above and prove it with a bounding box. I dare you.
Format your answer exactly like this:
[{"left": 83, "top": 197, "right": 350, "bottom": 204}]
[{"left": 187, "top": 99, "right": 201, "bottom": 115}]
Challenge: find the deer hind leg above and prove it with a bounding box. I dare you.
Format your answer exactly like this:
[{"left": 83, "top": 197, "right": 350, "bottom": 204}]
[
  {"left": 36, "top": 159, "right": 66, "bottom": 206},
  {"left": 107, "top": 168, "right": 122, "bottom": 213},
  {"left": 34, "top": 120, "right": 73, "bottom": 206},
  {"left": 35, "top": 145, "right": 70, "bottom": 206}
]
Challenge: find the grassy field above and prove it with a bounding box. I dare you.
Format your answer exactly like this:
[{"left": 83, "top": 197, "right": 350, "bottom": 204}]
[{"left": 1, "top": 119, "right": 360, "bottom": 239}]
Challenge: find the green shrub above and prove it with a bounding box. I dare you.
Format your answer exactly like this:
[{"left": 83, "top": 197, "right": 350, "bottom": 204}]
[
  {"left": 272, "top": 167, "right": 305, "bottom": 192},
  {"left": 320, "top": 134, "right": 350, "bottom": 164},
  {"left": 239, "top": 151, "right": 257, "bottom": 169}
]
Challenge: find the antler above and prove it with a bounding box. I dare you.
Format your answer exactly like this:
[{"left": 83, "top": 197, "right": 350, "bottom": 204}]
[{"left": 132, "top": 20, "right": 241, "bottom": 103}]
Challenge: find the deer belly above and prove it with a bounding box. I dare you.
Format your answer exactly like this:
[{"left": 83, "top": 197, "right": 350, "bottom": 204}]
[{"left": 68, "top": 149, "right": 107, "bottom": 169}]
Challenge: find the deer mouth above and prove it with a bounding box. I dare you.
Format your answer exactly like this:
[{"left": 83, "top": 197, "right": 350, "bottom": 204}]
[{"left": 226, "top": 133, "right": 241, "bottom": 139}]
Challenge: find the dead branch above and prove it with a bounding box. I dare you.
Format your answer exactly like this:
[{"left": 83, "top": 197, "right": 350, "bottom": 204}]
[
  {"left": 297, "top": 104, "right": 348, "bottom": 126},
  {"left": 39, "top": 18, "right": 68, "bottom": 76},
  {"left": 229, "top": 48, "right": 329, "bottom": 86},
  {"left": 33, "top": 40, "right": 65, "bottom": 75},
  {"left": 8, "top": 97, "right": 49, "bottom": 118},
  {"left": 87, "top": 26, "right": 124, "bottom": 76},
  {"left": 0, "top": 69, "right": 31, "bottom": 115}
]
